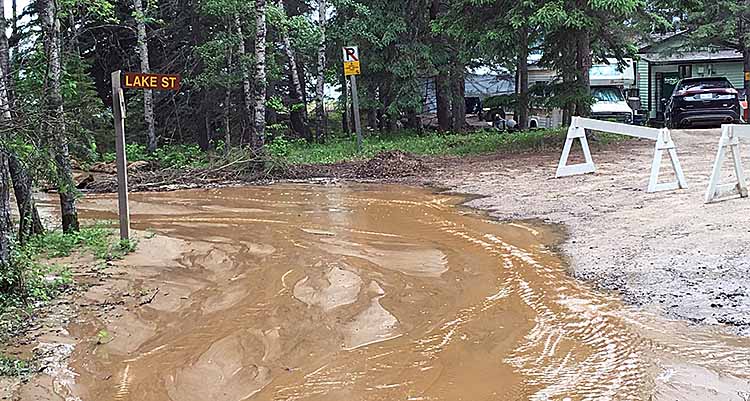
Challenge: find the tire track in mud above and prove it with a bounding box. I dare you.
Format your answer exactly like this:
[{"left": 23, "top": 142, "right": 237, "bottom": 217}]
[
  {"left": 434, "top": 218, "right": 647, "bottom": 400},
  {"left": 273, "top": 197, "right": 646, "bottom": 400}
]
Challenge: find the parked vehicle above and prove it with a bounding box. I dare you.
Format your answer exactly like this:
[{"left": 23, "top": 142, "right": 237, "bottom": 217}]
[
  {"left": 527, "top": 59, "right": 636, "bottom": 128},
  {"left": 590, "top": 86, "right": 634, "bottom": 124},
  {"left": 664, "top": 77, "right": 742, "bottom": 129}
]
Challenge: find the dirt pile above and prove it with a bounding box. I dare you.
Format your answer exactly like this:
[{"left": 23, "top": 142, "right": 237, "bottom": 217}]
[
  {"left": 85, "top": 168, "right": 245, "bottom": 193},
  {"left": 81, "top": 151, "right": 431, "bottom": 193},
  {"left": 354, "top": 150, "right": 427, "bottom": 179}
]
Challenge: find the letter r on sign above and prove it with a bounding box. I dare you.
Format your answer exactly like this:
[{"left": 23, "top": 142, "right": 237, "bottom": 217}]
[{"left": 343, "top": 47, "right": 359, "bottom": 62}]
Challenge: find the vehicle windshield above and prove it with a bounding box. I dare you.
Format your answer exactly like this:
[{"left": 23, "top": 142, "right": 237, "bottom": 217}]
[
  {"left": 676, "top": 79, "right": 732, "bottom": 91},
  {"left": 592, "top": 87, "right": 625, "bottom": 102}
]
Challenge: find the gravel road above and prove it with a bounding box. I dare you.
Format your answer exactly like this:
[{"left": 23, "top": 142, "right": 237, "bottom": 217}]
[{"left": 426, "top": 129, "right": 750, "bottom": 336}]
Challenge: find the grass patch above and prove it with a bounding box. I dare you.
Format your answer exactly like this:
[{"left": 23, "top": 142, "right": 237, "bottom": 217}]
[
  {"left": 0, "top": 355, "right": 32, "bottom": 377},
  {"left": 271, "top": 128, "right": 629, "bottom": 165},
  {"left": 97, "top": 127, "right": 632, "bottom": 171},
  {"left": 23, "top": 223, "right": 137, "bottom": 262},
  {"left": 0, "top": 224, "right": 138, "bottom": 355},
  {"left": 101, "top": 143, "right": 209, "bottom": 169}
]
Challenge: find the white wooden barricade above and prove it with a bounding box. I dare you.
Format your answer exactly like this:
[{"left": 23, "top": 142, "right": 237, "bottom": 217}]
[
  {"left": 705, "top": 125, "right": 750, "bottom": 203},
  {"left": 556, "top": 117, "right": 688, "bottom": 193}
]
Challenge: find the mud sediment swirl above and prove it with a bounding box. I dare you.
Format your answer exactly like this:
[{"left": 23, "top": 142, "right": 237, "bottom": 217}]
[{"left": 30, "top": 184, "right": 747, "bottom": 401}]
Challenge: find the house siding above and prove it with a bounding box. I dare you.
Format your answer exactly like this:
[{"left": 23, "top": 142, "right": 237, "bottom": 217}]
[
  {"left": 695, "top": 62, "right": 744, "bottom": 89},
  {"left": 637, "top": 60, "right": 649, "bottom": 111}
]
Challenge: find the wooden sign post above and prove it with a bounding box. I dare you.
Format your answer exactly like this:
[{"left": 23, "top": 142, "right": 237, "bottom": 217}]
[
  {"left": 111, "top": 71, "right": 130, "bottom": 240},
  {"left": 343, "top": 46, "right": 363, "bottom": 151},
  {"left": 111, "top": 71, "right": 181, "bottom": 240}
]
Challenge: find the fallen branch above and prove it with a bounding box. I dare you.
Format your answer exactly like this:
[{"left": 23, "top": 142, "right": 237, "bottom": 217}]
[{"left": 139, "top": 288, "right": 160, "bottom": 306}]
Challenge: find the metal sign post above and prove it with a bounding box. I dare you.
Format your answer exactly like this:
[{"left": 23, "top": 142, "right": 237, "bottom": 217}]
[
  {"left": 111, "top": 70, "right": 130, "bottom": 240},
  {"left": 343, "top": 46, "right": 363, "bottom": 151}
]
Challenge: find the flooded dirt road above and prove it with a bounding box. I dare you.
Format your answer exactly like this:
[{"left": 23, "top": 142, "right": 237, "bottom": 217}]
[{"left": 25, "top": 184, "right": 750, "bottom": 400}]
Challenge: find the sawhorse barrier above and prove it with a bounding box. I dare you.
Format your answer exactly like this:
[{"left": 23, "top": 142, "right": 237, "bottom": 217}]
[
  {"left": 705, "top": 124, "right": 749, "bottom": 203},
  {"left": 556, "top": 117, "right": 688, "bottom": 193}
]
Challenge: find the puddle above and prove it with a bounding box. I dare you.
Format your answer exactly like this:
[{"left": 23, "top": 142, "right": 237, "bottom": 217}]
[{"left": 33, "top": 185, "right": 750, "bottom": 400}]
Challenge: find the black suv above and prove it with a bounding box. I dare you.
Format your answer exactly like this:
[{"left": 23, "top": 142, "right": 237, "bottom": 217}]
[{"left": 664, "top": 77, "right": 742, "bottom": 128}]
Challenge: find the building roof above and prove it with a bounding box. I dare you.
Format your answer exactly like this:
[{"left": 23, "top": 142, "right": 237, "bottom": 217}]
[
  {"left": 638, "top": 31, "right": 742, "bottom": 63},
  {"left": 464, "top": 73, "right": 515, "bottom": 98},
  {"left": 640, "top": 49, "right": 742, "bottom": 63}
]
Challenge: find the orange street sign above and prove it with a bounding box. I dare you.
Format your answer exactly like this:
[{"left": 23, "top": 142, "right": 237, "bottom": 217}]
[{"left": 123, "top": 72, "right": 181, "bottom": 91}]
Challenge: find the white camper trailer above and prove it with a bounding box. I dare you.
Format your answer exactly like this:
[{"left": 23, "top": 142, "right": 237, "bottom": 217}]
[{"left": 527, "top": 58, "right": 637, "bottom": 129}]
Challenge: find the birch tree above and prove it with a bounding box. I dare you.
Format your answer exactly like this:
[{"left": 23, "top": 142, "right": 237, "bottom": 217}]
[
  {"left": 0, "top": 16, "right": 12, "bottom": 268},
  {"left": 42, "top": 0, "right": 79, "bottom": 233},
  {"left": 0, "top": 0, "right": 44, "bottom": 243},
  {"left": 315, "top": 0, "right": 326, "bottom": 141},
  {"left": 235, "top": 15, "right": 254, "bottom": 146},
  {"left": 278, "top": 0, "right": 310, "bottom": 140},
  {"left": 253, "top": 0, "right": 267, "bottom": 151},
  {"left": 134, "top": 0, "right": 157, "bottom": 152},
  {"left": 0, "top": 150, "right": 11, "bottom": 270}
]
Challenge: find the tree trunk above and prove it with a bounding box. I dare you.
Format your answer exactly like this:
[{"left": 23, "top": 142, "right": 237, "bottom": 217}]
[
  {"left": 296, "top": 55, "right": 308, "bottom": 104},
  {"left": 315, "top": 0, "right": 326, "bottom": 142},
  {"left": 11, "top": 0, "right": 17, "bottom": 37},
  {"left": 134, "top": 0, "right": 157, "bottom": 153},
  {"left": 42, "top": 0, "right": 79, "bottom": 233},
  {"left": 279, "top": 0, "right": 310, "bottom": 141},
  {"left": 8, "top": 157, "right": 44, "bottom": 243},
  {"left": 340, "top": 72, "right": 350, "bottom": 134},
  {"left": 366, "top": 109, "right": 377, "bottom": 129},
  {"left": 236, "top": 15, "right": 254, "bottom": 146},
  {"left": 561, "top": 37, "right": 575, "bottom": 125},
  {"left": 575, "top": 29, "right": 592, "bottom": 117},
  {"left": 450, "top": 66, "right": 465, "bottom": 131},
  {"left": 405, "top": 110, "right": 420, "bottom": 130},
  {"left": 0, "top": 153, "right": 12, "bottom": 271},
  {"left": 430, "top": 0, "right": 451, "bottom": 132},
  {"left": 224, "top": 87, "right": 231, "bottom": 154},
  {"left": 744, "top": 47, "right": 750, "bottom": 121},
  {"left": 0, "top": 11, "right": 11, "bottom": 113},
  {"left": 253, "top": 0, "right": 267, "bottom": 151},
  {"left": 516, "top": 27, "right": 530, "bottom": 130},
  {"left": 0, "top": 1, "right": 43, "bottom": 241},
  {"left": 0, "top": 2, "right": 13, "bottom": 265},
  {"left": 436, "top": 73, "right": 451, "bottom": 131}
]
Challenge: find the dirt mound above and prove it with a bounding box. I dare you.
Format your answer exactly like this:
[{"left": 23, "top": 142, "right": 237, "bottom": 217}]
[
  {"left": 354, "top": 150, "right": 427, "bottom": 179},
  {"left": 80, "top": 151, "right": 431, "bottom": 193}
]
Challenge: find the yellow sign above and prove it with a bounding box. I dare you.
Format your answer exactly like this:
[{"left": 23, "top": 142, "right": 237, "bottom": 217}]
[{"left": 344, "top": 61, "right": 361, "bottom": 76}]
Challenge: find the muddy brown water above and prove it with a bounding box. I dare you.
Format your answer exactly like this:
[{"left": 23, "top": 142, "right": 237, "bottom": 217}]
[{"left": 30, "top": 184, "right": 750, "bottom": 400}]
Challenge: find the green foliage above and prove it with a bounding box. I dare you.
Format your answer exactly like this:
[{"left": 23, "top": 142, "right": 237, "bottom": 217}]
[
  {"left": 102, "top": 143, "right": 208, "bottom": 169},
  {"left": 96, "top": 329, "right": 113, "bottom": 345},
  {"left": 1, "top": 224, "right": 138, "bottom": 310},
  {"left": 267, "top": 135, "right": 293, "bottom": 158},
  {"left": 682, "top": 0, "right": 750, "bottom": 94},
  {"left": 484, "top": 95, "right": 518, "bottom": 109},
  {"left": 0, "top": 355, "right": 32, "bottom": 377},
  {"left": 281, "top": 129, "right": 570, "bottom": 165},
  {"left": 267, "top": 96, "right": 287, "bottom": 114}
]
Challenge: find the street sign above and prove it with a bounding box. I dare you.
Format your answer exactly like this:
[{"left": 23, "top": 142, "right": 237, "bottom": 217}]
[
  {"left": 342, "top": 46, "right": 360, "bottom": 77},
  {"left": 112, "top": 70, "right": 182, "bottom": 240},
  {"left": 344, "top": 62, "right": 361, "bottom": 76},
  {"left": 342, "top": 47, "right": 363, "bottom": 151},
  {"left": 123, "top": 72, "right": 181, "bottom": 91}
]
